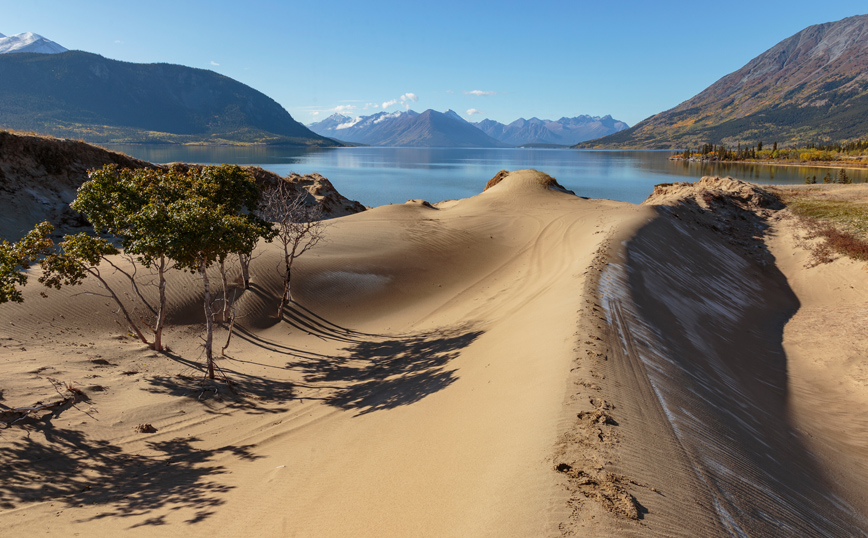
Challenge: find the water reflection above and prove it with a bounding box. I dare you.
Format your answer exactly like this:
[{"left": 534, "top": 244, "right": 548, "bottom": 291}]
[{"left": 101, "top": 145, "right": 866, "bottom": 207}]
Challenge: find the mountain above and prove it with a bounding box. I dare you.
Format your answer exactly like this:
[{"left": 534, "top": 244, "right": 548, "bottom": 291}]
[
  {"left": 0, "top": 50, "right": 338, "bottom": 146},
  {"left": 579, "top": 14, "right": 868, "bottom": 148},
  {"left": 308, "top": 109, "right": 507, "bottom": 147},
  {"left": 474, "top": 115, "right": 628, "bottom": 146},
  {"left": 0, "top": 32, "right": 67, "bottom": 54}
]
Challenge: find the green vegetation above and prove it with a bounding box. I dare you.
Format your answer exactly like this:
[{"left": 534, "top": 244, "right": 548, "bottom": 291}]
[
  {"left": 1, "top": 165, "right": 288, "bottom": 379},
  {"left": 674, "top": 140, "right": 868, "bottom": 175},
  {"left": 774, "top": 188, "right": 868, "bottom": 263},
  {"left": 0, "top": 222, "right": 54, "bottom": 303},
  {"left": 784, "top": 198, "right": 868, "bottom": 239}
]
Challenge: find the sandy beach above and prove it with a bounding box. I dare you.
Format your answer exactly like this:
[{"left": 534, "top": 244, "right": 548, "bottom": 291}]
[{"left": 1, "top": 170, "right": 867, "bottom": 536}]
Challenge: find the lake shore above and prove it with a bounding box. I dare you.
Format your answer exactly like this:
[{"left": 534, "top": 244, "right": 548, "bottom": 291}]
[{"left": 670, "top": 155, "right": 868, "bottom": 171}]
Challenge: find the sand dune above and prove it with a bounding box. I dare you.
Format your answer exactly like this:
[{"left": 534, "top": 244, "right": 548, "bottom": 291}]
[{"left": 1, "top": 171, "right": 867, "bottom": 536}]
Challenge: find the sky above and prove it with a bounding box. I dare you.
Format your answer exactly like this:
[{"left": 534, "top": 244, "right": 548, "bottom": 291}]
[{"left": 2, "top": 1, "right": 867, "bottom": 127}]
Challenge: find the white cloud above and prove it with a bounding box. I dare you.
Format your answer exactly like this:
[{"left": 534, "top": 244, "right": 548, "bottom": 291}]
[
  {"left": 466, "top": 108, "right": 482, "bottom": 115},
  {"left": 382, "top": 99, "right": 399, "bottom": 109},
  {"left": 400, "top": 93, "right": 418, "bottom": 103},
  {"left": 210, "top": 60, "right": 220, "bottom": 66},
  {"left": 445, "top": 90, "right": 454, "bottom": 94},
  {"left": 333, "top": 104, "right": 356, "bottom": 113},
  {"left": 364, "top": 102, "right": 380, "bottom": 110},
  {"left": 311, "top": 111, "right": 320, "bottom": 117},
  {"left": 464, "top": 90, "right": 497, "bottom": 96}
]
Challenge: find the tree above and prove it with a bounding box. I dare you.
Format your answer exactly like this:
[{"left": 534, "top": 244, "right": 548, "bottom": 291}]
[
  {"left": 72, "top": 165, "right": 189, "bottom": 351},
  {"left": 164, "top": 165, "right": 273, "bottom": 379},
  {"left": 0, "top": 222, "right": 54, "bottom": 304},
  {"left": 259, "top": 179, "right": 326, "bottom": 319},
  {"left": 39, "top": 233, "right": 150, "bottom": 344}
]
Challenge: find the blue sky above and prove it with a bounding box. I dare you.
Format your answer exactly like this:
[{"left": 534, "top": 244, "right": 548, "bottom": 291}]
[{"left": 2, "top": 1, "right": 866, "bottom": 126}]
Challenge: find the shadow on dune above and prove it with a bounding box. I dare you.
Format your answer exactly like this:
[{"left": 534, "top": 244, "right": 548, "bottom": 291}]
[
  {"left": 143, "top": 350, "right": 294, "bottom": 415},
  {"left": 0, "top": 418, "right": 258, "bottom": 526},
  {"left": 600, "top": 182, "right": 866, "bottom": 534},
  {"left": 286, "top": 323, "right": 484, "bottom": 416}
]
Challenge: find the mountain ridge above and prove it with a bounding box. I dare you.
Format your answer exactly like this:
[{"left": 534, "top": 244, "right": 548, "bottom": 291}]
[
  {"left": 308, "top": 109, "right": 507, "bottom": 147},
  {"left": 578, "top": 14, "right": 868, "bottom": 148},
  {"left": 475, "top": 114, "right": 628, "bottom": 146},
  {"left": 0, "top": 32, "right": 67, "bottom": 54},
  {"left": 0, "top": 50, "right": 337, "bottom": 146},
  {"left": 310, "top": 110, "right": 627, "bottom": 147}
]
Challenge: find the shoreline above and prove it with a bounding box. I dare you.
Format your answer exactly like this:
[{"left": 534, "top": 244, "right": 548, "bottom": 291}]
[{"left": 670, "top": 156, "right": 868, "bottom": 171}]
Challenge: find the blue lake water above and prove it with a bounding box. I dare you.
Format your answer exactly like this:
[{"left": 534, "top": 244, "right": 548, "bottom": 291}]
[{"left": 102, "top": 145, "right": 868, "bottom": 207}]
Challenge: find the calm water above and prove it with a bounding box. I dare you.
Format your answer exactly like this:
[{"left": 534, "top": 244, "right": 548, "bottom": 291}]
[{"left": 103, "top": 145, "right": 868, "bottom": 207}]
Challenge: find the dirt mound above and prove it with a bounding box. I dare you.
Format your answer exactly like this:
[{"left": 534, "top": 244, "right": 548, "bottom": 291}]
[
  {"left": 0, "top": 131, "right": 156, "bottom": 239},
  {"left": 643, "top": 176, "right": 783, "bottom": 265},
  {"left": 483, "top": 169, "right": 576, "bottom": 195},
  {"left": 644, "top": 176, "right": 782, "bottom": 211}
]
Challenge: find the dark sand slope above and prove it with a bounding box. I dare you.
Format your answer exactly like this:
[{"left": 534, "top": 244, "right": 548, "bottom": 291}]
[{"left": 590, "top": 178, "right": 867, "bottom": 536}]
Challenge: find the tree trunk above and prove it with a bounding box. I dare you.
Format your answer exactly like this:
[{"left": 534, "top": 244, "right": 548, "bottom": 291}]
[
  {"left": 239, "top": 253, "right": 251, "bottom": 289},
  {"left": 276, "top": 254, "right": 291, "bottom": 318},
  {"left": 200, "top": 264, "right": 215, "bottom": 379},
  {"left": 154, "top": 255, "right": 167, "bottom": 351},
  {"left": 220, "top": 260, "right": 229, "bottom": 321},
  {"left": 89, "top": 267, "right": 149, "bottom": 345}
]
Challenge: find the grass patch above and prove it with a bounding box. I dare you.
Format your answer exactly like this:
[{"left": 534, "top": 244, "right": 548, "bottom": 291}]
[
  {"left": 784, "top": 198, "right": 868, "bottom": 238},
  {"left": 774, "top": 188, "right": 868, "bottom": 264}
]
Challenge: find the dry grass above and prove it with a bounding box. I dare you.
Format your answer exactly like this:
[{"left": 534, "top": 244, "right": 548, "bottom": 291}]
[{"left": 770, "top": 185, "right": 868, "bottom": 264}]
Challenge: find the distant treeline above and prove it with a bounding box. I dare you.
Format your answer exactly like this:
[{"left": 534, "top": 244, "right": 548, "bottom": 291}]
[{"left": 676, "top": 139, "right": 868, "bottom": 163}]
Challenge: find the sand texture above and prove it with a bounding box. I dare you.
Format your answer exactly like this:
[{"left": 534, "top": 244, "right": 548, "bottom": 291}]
[{"left": 1, "top": 171, "right": 867, "bottom": 536}]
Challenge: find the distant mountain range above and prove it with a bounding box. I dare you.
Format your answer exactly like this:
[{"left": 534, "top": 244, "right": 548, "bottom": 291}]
[
  {"left": 0, "top": 32, "right": 67, "bottom": 54},
  {"left": 474, "top": 115, "right": 628, "bottom": 146},
  {"left": 309, "top": 111, "right": 628, "bottom": 147},
  {"left": 309, "top": 109, "right": 508, "bottom": 147},
  {"left": 580, "top": 14, "right": 868, "bottom": 148},
  {"left": 0, "top": 49, "right": 337, "bottom": 146}
]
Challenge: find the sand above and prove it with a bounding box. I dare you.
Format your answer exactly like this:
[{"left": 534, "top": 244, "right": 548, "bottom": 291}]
[{"left": 1, "top": 171, "right": 867, "bottom": 536}]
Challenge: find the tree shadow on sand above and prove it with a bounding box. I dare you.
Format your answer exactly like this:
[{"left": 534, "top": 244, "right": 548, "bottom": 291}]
[
  {"left": 0, "top": 416, "right": 259, "bottom": 526},
  {"left": 285, "top": 323, "right": 484, "bottom": 416},
  {"left": 142, "top": 349, "right": 296, "bottom": 416}
]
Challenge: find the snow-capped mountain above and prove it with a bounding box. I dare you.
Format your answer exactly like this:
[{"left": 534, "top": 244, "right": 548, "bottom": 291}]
[
  {"left": 0, "top": 32, "right": 67, "bottom": 54},
  {"left": 308, "top": 109, "right": 506, "bottom": 147},
  {"left": 473, "top": 115, "right": 629, "bottom": 146}
]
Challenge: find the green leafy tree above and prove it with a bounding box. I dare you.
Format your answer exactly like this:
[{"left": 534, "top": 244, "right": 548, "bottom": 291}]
[
  {"left": 162, "top": 165, "right": 273, "bottom": 379},
  {"left": 0, "top": 222, "right": 54, "bottom": 304},
  {"left": 39, "top": 233, "right": 149, "bottom": 344},
  {"left": 72, "top": 165, "right": 183, "bottom": 350}
]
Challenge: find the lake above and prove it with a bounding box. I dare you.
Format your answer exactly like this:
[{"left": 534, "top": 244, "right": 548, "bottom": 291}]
[{"left": 102, "top": 145, "right": 868, "bottom": 207}]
